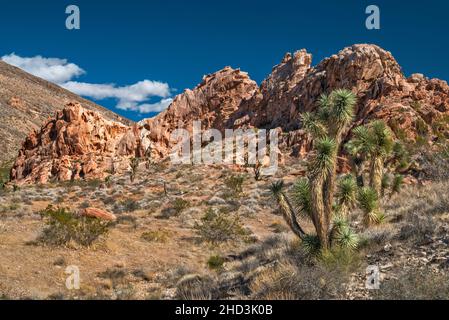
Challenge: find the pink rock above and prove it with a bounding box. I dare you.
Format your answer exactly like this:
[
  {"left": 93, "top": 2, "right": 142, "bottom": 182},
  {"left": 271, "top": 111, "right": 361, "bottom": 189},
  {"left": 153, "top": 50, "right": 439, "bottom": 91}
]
[{"left": 79, "top": 208, "right": 117, "bottom": 221}]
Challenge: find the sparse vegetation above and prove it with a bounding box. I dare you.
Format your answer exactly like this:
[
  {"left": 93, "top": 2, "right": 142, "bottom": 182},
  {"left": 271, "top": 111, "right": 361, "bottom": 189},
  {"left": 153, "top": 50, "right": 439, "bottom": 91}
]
[
  {"left": 0, "top": 162, "right": 12, "bottom": 189},
  {"left": 224, "top": 175, "right": 245, "bottom": 195},
  {"left": 374, "top": 269, "right": 449, "bottom": 300},
  {"left": 207, "top": 255, "right": 226, "bottom": 270},
  {"left": 173, "top": 198, "right": 190, "bottom": 214},
  {"left": 37, "top": 206, "right": 111, "bottom": 246},
  {"left": 194, "top": 208, "right": 248, "bottom": 244},
  {"left": 129, "top": 157, "right": 140, "bottom": 182}
]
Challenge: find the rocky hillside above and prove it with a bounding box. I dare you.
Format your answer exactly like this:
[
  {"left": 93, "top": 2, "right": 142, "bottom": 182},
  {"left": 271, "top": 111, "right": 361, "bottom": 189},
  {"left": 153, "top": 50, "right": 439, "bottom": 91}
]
[
  {"left": 8, "top": 44, "right": 449, "bottom": 185},
  {"left": 230, "top": 44, "right": 449, "bottom": 154},
  {"left": 10, "top": 103, "right": 144, "bottom": 184},
  {"left": 141, "top": 67, "right": 258, "bottom": 158},
  {"left": 0, "top": 61, "right": 131, "bottom": 165}
]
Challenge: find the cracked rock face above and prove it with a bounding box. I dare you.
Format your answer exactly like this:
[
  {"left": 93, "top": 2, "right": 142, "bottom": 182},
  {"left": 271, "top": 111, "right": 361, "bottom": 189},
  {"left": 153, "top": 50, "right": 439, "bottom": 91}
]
[
  {"left": 9, "top": 44, "right": 449, "bottom": 184},
  {"left": 140, "top": 66, "right": 259, "bottom": 159},
  {"left": 10, "top": 102, "right": 145, "bottom": 184}
]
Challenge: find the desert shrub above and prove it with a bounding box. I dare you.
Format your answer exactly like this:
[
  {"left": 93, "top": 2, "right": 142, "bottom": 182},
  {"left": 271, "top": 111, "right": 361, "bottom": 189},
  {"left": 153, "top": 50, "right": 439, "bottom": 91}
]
[
  {"left": 141, "top": 229, "right": 169, "bottom": 243},
  {"left": 119, "top": 199, "right": 140, "bottom": 213},
  {"left": 358, "top": 227, "right": 394, "bottom": 250},
  {"left": 250, "top": 260, "right": 349, "bottom": 300},
  {"left": 116, "top": 215, "right": 138, "bottom": 228},
  {"left": 224, "top": 175, "right": 245, "bottom": 195},
  {"left": 318, "top": 247, "right": 362, "bottom": 274},
  {"left": 37, "top": 206, "right": 111, "bottom": 246},
  {"left": 175, "top": 274, "right": 217, "bottom": 300},
  {"left": 78, "top": 201, "right": 90, "bottom": 209},
  {"left": 398, "top": 213, "right": 435, "bottom": 244},
  {"left": 418, "top": 150, "right": 449, "bottom": 181},
  {"left": 98, "top": 268, "right": 127, "bottom": 289},
  {"left": 374, "top": 269, "right": 449, "bottom": 300},
  {"left": 194, "top": 208, "right": 248, "bottom": 244},
  {"left": 207, "top": 255, "right": 226, "bottom": 270}
]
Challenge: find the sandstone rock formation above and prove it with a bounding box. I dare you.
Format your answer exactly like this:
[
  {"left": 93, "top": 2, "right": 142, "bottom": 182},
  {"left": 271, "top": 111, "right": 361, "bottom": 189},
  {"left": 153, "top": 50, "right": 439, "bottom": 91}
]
[
  {"left": 78, "top": 207, "right": 117, "bottom": 221},
  {"left": 10, "top": 103, "right": 144, "bottom": 184},
  {"left": 0, "top": 61, "right": 131, "bottom": 165},
  {"left": 8, "top": 44, "right": 449, "bottom": 185},
  {"left": 140, "top": 67, "right": 259, "bottom": 158},
  {"left": 229, "top": 44, "right": 449, "bottom": 155}
]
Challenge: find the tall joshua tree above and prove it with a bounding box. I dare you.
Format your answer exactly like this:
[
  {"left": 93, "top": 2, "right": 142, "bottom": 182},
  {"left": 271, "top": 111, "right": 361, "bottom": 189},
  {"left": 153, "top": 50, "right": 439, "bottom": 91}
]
[
  {"left": 301, "top": 89, "right": 357, "bottom": 249},
  {"left": 270, "top": 89, "right": 357, "bottom": 250}
]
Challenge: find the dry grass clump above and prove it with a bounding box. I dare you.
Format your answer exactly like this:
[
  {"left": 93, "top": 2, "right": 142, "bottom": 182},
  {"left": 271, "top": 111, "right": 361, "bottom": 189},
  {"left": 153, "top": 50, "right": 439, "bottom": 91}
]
[
  {"left": 248, "top": 246, "right": 360, "bottom": 300},
  {"left": 175, "top": 274, "right": 217, "bottom": 300},
  {"left": 374, "top": 269, "right": 449, "bottom": 300}
]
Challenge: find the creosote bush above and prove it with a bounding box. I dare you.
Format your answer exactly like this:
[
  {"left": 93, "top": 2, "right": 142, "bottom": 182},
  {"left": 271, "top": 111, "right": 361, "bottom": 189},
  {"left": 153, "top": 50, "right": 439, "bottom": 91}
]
[
  {"left": 38, "top": 206, "right": 111, "bottom": 246},
  {"left": 194, "top": 208, "right": 248, "bottom": 244},
  {"left": 173, "top": 198, "right": 190, "bottom": 214}
]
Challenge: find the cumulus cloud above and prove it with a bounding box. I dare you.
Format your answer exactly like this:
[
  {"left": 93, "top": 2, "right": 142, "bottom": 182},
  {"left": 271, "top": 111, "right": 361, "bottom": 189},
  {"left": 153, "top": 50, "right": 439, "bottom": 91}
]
[
  {"left": 130, "top": 98, "right": 174, "bottom": 113},
  {"left": 1, "top": 53, "right": 172, "bottom": 114},
  {"left": 62, "top": 80, "right": 172, "bottom": 113},
  {"left": 1, "top": 53, "right": 85, "bottom": 84}
]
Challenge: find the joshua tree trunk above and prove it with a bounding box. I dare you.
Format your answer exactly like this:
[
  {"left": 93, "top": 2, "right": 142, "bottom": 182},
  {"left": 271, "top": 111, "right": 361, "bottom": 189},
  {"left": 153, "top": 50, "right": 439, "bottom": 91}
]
[
  {"left": 276, "top": 192, "right": 307, "bottom": 240},
  {"left": 369, "top": 157, "right": 383, "bottom": 197},
  {"left": 323, "top": 131, "right": 344, "bottom": 232},
  {"left": 310, "top": 172, "right": 330, "bottom": 249}
]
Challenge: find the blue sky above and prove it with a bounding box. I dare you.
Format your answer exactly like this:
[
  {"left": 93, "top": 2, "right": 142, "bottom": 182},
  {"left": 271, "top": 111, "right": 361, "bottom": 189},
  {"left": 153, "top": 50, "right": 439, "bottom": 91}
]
[{"left": 1, "top": 0, "right": 448, "bottom": 121}]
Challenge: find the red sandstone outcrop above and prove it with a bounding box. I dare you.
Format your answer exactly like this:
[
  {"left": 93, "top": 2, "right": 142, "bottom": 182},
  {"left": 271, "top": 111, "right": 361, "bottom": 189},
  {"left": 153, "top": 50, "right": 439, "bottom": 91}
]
[
  {"left": 140, "top": 66, "right": 259, "bottom": 158},
  {"left": 229, "top": 44, "right": 449, "bottom": 155},
  {"left": 8, "top": 44, "right": 449, "bottom": 184},
  {"left": 78, "top": 208, "right": 117, "bottom": 221},
  {"left": 10, "top": 102, "right": 144, "bottom": 184}
]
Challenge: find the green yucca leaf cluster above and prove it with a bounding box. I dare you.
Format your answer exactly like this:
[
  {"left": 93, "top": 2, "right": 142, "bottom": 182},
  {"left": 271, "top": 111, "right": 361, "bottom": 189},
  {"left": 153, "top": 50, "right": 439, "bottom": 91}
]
[
  {"left": 337, "top": 175, "right": 357, "bottom": 211},
  {"left": 302, "top": 234, "right": 321, "bottom": 256},
  {"left": 357, "top": 187, "right": 385, "bottom": 225},
  {"left": 334, "top": 226, "right": 359, "bottom": 251},
  {"left": 357, "top": 187, "right": 379, "bottom": 213},
  {"left": 292, "top": 178, "right": 312, "bottom": 218},
  {"left": 310, "top": 138, "right": 336, "bottom": 176},
  {"left": 269, "top": 180, "right": 284, "bottom": 199},
  {"left": 330, "top": 216, "right": 359, "bottom": 251}
]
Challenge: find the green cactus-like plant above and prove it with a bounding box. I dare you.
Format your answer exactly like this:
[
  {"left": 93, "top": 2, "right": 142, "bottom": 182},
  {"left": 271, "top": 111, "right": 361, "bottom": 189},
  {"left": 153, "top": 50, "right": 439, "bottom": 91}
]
[{"left": 347, "top": 120, "right": 394, "bottom": 197}]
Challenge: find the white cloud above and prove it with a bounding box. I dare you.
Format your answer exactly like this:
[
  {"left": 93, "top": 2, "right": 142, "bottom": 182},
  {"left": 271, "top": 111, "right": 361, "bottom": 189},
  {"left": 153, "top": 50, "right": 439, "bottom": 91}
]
[
  {"left": 1, "top": 53, "right": 172, "bottom": 114},
  {"left": 129, "top": 98, "right": 174, "bottom": 114},
  {"left": 1, "top": 53, "right": 85, "bottom": 84},
  {"left": 62, "top": 80, "right": 172, "bottom": 113}
]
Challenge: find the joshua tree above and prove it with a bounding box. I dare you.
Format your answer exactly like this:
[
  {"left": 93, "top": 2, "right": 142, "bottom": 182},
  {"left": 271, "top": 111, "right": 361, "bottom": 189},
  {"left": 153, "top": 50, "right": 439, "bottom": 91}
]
[
  {"left": 270, "top": 89, "right": 358, "bottom": 251},
  {"left": 346, "top": 120, "right": 394, "bottom": 197},
  {"left": 300, "top": 89, "right": 357, "bottom": 249},
  {"left": 269, "top": 181, "right": 307, "bottom": 240}
]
